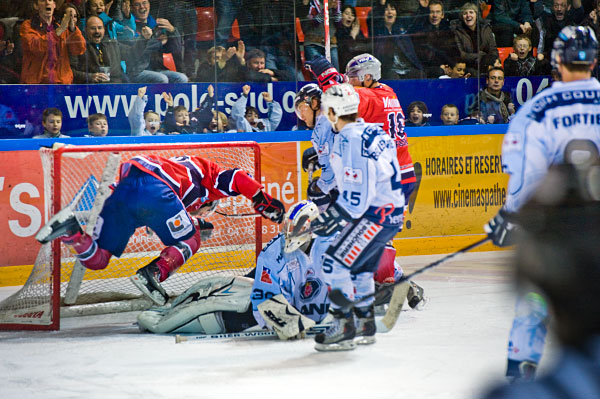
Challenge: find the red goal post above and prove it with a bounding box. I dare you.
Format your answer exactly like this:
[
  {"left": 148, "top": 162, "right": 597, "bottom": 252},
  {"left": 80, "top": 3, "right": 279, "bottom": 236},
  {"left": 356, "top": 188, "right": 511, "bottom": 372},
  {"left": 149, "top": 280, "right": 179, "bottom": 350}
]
[{"left": 0, "top": 142, "right": 262, "bottom": 330}]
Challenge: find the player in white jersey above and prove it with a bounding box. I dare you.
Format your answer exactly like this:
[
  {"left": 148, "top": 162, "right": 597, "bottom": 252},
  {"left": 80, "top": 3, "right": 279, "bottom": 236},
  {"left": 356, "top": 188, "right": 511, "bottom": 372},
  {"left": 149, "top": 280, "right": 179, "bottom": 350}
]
[
  {"left": 484, "top": 26, "right": 600, "bottom": 381},
  {"left": 311, "top": 84, "right": 405, "bottom": 351}
]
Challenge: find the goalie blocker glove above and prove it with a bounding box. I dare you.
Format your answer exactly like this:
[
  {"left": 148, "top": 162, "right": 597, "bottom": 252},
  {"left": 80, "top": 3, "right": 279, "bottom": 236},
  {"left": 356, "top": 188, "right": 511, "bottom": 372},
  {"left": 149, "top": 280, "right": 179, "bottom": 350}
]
[
  {"left": 307, "top": 179, "right": 338, "bottom": 211},
  {"left": 252, "top": 190, "right": 285, "bottom": 224},
  {"left": 312, "top": 202, "right": 352, "bottom": 237},
  {"left": 305, "top": 56, "right": 347, "bottom": 92},
  {"left": 484, "top": 207, "right": 518, "bottom": 247},
  {"left": 257, "top": 294, "right": 316, "bottom": 340}
]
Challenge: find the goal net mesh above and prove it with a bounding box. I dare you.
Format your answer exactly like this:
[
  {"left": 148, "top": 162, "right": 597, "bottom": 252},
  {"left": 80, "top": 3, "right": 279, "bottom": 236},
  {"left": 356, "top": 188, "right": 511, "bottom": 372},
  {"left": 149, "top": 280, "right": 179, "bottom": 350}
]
[{"left": 0, "top": 142, "right": 261, "bottom": 329}]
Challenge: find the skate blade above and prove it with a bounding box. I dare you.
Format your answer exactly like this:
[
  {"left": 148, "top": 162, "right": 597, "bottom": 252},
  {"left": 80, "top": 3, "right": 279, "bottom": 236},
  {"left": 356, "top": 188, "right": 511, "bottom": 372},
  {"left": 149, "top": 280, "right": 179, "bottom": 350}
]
[
  {"left": 130, "top": 275, "right": 167, "bottom": 306},
  {"left": 314, "top": 340, "right": 357, "bottom": 352},
  {"left": 354, "top": 336, "right": 376, "bottom": 345}
]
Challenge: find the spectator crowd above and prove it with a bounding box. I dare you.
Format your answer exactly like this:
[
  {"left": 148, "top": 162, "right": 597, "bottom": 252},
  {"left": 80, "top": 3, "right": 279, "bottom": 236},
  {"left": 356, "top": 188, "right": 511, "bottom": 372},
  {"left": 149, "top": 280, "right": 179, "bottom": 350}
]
[{"left": 1, "top": 0, "right": 598, "bottom": 135}]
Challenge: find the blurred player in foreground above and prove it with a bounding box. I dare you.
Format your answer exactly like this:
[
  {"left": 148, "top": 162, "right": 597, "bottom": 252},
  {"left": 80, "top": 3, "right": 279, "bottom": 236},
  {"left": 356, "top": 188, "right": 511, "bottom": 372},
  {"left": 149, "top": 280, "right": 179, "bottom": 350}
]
[
  {"left": 484, "top": 163, "right": 600, "bottom": 398},
  {"left": 484, "top": 26, "right": 600, "bottom": 381},
  {"left": 36, "top": 154, "right": 285, "bottom": 306}
]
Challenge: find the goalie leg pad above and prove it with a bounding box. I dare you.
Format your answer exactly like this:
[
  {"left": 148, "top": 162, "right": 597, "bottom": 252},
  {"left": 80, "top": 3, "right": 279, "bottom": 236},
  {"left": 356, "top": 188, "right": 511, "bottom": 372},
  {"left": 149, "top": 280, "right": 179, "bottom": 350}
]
[{"left": 137, "top": 276, "right": 253, "bottom": 334}]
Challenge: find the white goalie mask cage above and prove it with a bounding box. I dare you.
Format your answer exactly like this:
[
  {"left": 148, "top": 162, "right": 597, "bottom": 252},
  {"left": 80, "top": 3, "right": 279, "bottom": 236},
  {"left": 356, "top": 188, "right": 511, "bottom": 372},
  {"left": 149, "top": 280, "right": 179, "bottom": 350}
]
[{"left": 282, "top": 200, "right": 319, "bottom": 253}]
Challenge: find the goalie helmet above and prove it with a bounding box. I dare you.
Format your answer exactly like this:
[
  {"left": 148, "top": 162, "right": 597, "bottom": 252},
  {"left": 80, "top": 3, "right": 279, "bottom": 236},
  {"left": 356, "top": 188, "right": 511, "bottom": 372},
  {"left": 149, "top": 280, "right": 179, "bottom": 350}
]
[
  {"left": 282, "top": 200, "right": 319, "bottom": 253},
  {"left": 294, "top": 84, "right": 322, "bottom": 120},
  {"left": 345, "top": 53, "right": 382, "bottom": 82},
  {"left": 551, "top": 25, "right": 598, "bottom": 69},
  {"left": 321, "top": 83, "right": 360, "bottom": 119}
]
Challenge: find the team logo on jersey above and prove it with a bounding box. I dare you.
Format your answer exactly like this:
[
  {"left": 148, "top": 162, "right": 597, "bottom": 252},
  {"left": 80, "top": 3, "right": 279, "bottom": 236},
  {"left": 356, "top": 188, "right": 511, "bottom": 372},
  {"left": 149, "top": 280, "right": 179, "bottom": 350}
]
[
  {"left": 166, "top": 210, "right": 193, "bottom": 239},
  {"left": 343, "top": 167, "right": 363, "bottom": 184},
  {"left": 286, "top": 259, "right": 300, "bottom": 272},
  {"left": 300, "top": 278, "right": 322, "bottom": 301},
  {"left": 317, "top": 143, "right": 330, "bottom": 156},
  {"left": 260, "top": 267, "right": 273, "bottom": 284}
]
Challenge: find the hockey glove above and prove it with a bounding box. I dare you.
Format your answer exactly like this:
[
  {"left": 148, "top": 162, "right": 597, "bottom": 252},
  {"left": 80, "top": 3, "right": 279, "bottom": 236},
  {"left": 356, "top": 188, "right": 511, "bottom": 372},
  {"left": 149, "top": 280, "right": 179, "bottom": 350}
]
[
  {"left": 484, "top": 208, "right": 518, "bottom": 247},
  {"left": 307, "top": 179, "right": 338, "bottom": 212},
  {"left": 302, "top": 147, "right": 320, "bottom": 172},
  {"left": 252, "top": 190, "right": 285, "bottom": 224},
  {"left": 312, "top": 202, "right": 353, "bottom": 237},
  {"left": 257, "top": 294, "right": 316, "bottom": 340},
  {"left": 196, "top": 218, "right": 214, "bottom": 241},
  {"left": 304, "top": 56, "right": 347, "bottom": 91}
]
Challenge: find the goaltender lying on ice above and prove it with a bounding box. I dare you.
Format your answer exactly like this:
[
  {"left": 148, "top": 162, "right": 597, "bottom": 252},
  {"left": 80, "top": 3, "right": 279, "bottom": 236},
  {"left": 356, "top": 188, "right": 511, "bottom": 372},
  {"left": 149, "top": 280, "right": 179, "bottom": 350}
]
[{"left": 137, "top": 200, "right": 426, "bottom": 340}]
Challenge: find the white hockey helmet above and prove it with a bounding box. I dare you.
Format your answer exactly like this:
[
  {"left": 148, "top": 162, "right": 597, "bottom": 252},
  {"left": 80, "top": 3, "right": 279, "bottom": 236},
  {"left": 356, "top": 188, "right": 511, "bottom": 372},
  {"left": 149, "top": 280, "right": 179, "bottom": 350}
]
[
  {"left": 345, "top": 53, "right": 382, "bottom": 82},
  {"left": 321, "top": 83, "right": 360, "bottom": 119},
  {"left": 282, "top": 200, "right": 319, "bottom": 253}
]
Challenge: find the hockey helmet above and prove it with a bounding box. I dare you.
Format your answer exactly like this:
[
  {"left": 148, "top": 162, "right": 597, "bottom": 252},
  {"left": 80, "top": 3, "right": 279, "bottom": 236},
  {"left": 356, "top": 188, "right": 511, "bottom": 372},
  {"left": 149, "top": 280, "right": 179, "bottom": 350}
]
[
  {"left": 345, "top": 53, "right": 382, "bottom": 82},
  {"left": 282, "top": 200, "right": 319, "bottom": 253},
  {"left": 294, "top": 84, "right": 322, "bottom": 120},
  {"left": 551, "top": 25, "right": 598, "bottom": 69},
  {"left": 321, "top": 83, "right": 360, "bottom": 119}
]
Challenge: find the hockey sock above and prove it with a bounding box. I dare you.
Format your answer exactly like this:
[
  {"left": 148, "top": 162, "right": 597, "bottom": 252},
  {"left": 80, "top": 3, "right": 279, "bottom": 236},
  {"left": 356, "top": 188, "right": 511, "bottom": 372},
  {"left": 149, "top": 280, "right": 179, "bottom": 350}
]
[
  {"left": 155, "top": 228, "right": 201, "bottom": 281},
  {"left": 61, "top": 231, "right": 111, "bottom": 270}
]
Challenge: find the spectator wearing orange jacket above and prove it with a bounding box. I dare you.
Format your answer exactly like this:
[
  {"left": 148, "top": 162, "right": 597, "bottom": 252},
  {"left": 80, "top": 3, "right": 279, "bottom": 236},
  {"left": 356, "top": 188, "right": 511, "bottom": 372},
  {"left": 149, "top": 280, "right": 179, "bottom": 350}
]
[{"left": 20, "top": 0, "right": 86, "bottom": 84}]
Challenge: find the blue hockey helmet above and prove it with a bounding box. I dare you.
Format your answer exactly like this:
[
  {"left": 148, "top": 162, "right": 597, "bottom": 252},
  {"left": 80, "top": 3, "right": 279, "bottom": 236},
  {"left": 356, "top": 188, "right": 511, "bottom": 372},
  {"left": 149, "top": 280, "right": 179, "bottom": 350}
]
[
  {"left": 294, "top": 83, "right": 322, "bottom": 120},
  {"left": 551, "top": 25, "right": 598, "bottom": 69}
]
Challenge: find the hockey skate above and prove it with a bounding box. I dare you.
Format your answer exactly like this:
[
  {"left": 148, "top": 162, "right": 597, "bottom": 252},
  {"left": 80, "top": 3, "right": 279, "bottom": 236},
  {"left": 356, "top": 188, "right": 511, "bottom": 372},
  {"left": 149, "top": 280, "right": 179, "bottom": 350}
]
[
  {"left": 407, "top": 280, "right": 427, "bottom": 310},
  {"left": 35, "top": 207, "right": 82, "bottom": 244},
  {"left": 130, "top": 260, "right": 169, "bottom": 306},
  {"left": 314, "top": 309, "right": 356, "bottom": 351},
  {"left": 354, "top": 306, "right": 376, "bottom": 345}
]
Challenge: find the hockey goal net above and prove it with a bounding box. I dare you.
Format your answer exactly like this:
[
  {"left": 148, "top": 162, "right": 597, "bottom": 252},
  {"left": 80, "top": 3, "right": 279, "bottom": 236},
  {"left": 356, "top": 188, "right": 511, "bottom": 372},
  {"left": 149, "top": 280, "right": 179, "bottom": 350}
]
[{"left": 0, "top": 142, "right": 262, "bottom": 330}]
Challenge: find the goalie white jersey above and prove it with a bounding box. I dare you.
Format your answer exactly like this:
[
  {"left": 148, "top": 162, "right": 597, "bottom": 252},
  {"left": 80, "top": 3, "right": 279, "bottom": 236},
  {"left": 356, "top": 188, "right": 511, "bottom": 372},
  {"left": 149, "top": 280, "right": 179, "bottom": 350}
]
[
  {"left": 251, "top": 234, "right": 329, "bottom": 328},
  {"left": 331, "top": 119, "right": 405, "bottom": 219},
  {"left": 503, "top": 78, "right": 600, "bottom": 212}
]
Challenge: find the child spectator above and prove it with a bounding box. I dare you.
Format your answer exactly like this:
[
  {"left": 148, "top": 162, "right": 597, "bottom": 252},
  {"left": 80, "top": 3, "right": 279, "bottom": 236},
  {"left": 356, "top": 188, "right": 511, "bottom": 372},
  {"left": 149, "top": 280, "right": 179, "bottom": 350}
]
[
  {"left": 161, "top": 93, "right": 192, "bottom": 135},
  {"left": 440, "top": 104, "right": 459, "bottom": 125},
  {"left": 81, "top": 0, "right": 135, "bottom": 41},
  {"left": 230, "top": 85, "right": 283, "bottom": 133},
  {"left": 128, "top": 86, "right": 164, "bottom": 136},
  {"left": 188, "top": 84, "right": 229, "bottom": 133},
  {"left": 504, "top": 35, "right": 551, "bottom": 76},
  {"left": 85, "top": 113, "right": 109, "bottom": 137},
  {"left": 405, "top": 101, "right": 431, "bottom": 127},
  {"left": 33, "top": 108, "right": 70, "bottom": 138},
  {"left": 439, "top": 58, "right": 470, "bottom": 78},
  {"left": 458, "top": 110, "right": 486, "bottom": 125}
]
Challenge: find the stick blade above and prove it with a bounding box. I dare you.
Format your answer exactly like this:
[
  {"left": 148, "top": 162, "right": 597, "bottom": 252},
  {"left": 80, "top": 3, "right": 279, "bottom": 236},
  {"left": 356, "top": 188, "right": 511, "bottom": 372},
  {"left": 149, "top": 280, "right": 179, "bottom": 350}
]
[{"left": 328, "top": 289, "right": 353, "bottom": 308}]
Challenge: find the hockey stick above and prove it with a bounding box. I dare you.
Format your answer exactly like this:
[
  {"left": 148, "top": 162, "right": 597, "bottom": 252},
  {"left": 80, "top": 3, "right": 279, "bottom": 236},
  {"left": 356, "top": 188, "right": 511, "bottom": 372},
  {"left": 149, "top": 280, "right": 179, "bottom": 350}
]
[
  {"left": 328, "top": 237, "right": 491, "bottom": 308},
  {"left": 174, "top": 323, "right": 333, "bottom": 343},
  {"left": 215, "top": 210, "right": 261, "bottom": 218}
]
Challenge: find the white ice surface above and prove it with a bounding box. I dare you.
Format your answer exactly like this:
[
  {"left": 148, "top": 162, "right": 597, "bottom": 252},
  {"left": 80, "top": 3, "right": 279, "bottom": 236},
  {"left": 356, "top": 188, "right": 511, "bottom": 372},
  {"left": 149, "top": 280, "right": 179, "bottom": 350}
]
[{"left": 0, "top": 251, "right": 557, "bottom": 399}]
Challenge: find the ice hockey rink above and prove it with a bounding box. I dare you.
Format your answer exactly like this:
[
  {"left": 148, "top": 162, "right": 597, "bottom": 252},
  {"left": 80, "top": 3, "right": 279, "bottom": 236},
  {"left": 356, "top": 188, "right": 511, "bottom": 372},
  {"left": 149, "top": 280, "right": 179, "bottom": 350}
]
[{"left": 0, "top": 249, "right": 558, "bottom": 399}]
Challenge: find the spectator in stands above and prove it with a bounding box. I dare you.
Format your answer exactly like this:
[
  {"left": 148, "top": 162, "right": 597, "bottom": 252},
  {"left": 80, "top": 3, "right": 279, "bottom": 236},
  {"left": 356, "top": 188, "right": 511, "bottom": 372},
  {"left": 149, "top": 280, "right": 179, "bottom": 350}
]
[
  {"left": 489, "top": 0, "right": 536, "bottom": 47},
  {"left": 161, "top": 92, "right": 193, "bottom": 135},
  {"left": 470, "top": 67, "right": 516, "bottom": 124},
  {"left": 230, "top": 85, "right": 282, "bottom": 132},
  {"left": 582, "top": 0, "right": 600, "bottom": 38},
  {"left": 372, "top": 1, "right": 424, "bottom": 79},
  {"left": 235, "top": 0, "right": 298, "bottom": 81},
  {"left": 71, "top": 15, "right": 131, "bottom": 83},
  {"left": 194, "top": 45, "right": 229, "bottom": 82},
  {"left": 128, "top": 86, "right": 164, "bottom": 136},
  {"left": 0, "top": 19, "right": 18, "bottom": 83},
  {"left": 188, "top": 84, "right": 228, "bottom": 133},
  {"left": 126, "top": 0, "right": 187, "bottom": 83},
  {"left": 336, "top": 5, "right": 370, "bottom": 70},
  {"left": 439, "top": 58, "right": 470, "bottom": 78},
  {"left": 301, "top": 0, "right": 342, "bottom": 70},
  {"left": 405, "top": 101, "right": 431, "bottom": 127},
  {"left": 81, "top": 0, "right": 135, "bottom": 41},
  {"left": 85, "top": 113, "right": 109, "bottom": 137},
  {"left": 33, "top": 107, "right": 70, "bottom": 138},
  {"left": 440, "top": 104, "right": 460, "bottom": 125},
  {"left": 458, "top": 109, "right": 486, "bottom": 124},
  {"left": 410, "top": 0, "right": 460, "bottom": 78},
  {"left": 504, "top": 34, "right": 551, "bottom": 76},
  {"left": 20, "top": 0, "right": 86, "bottom": 84},
  {"left": 536, "top": 0, "right": 585, "bottom": 58},
  {"left": 227, "top": 46, "right": 291, "bottom": 83},
  {"left": 451, "top": 2, "right": 500, "bottom": 77}
]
